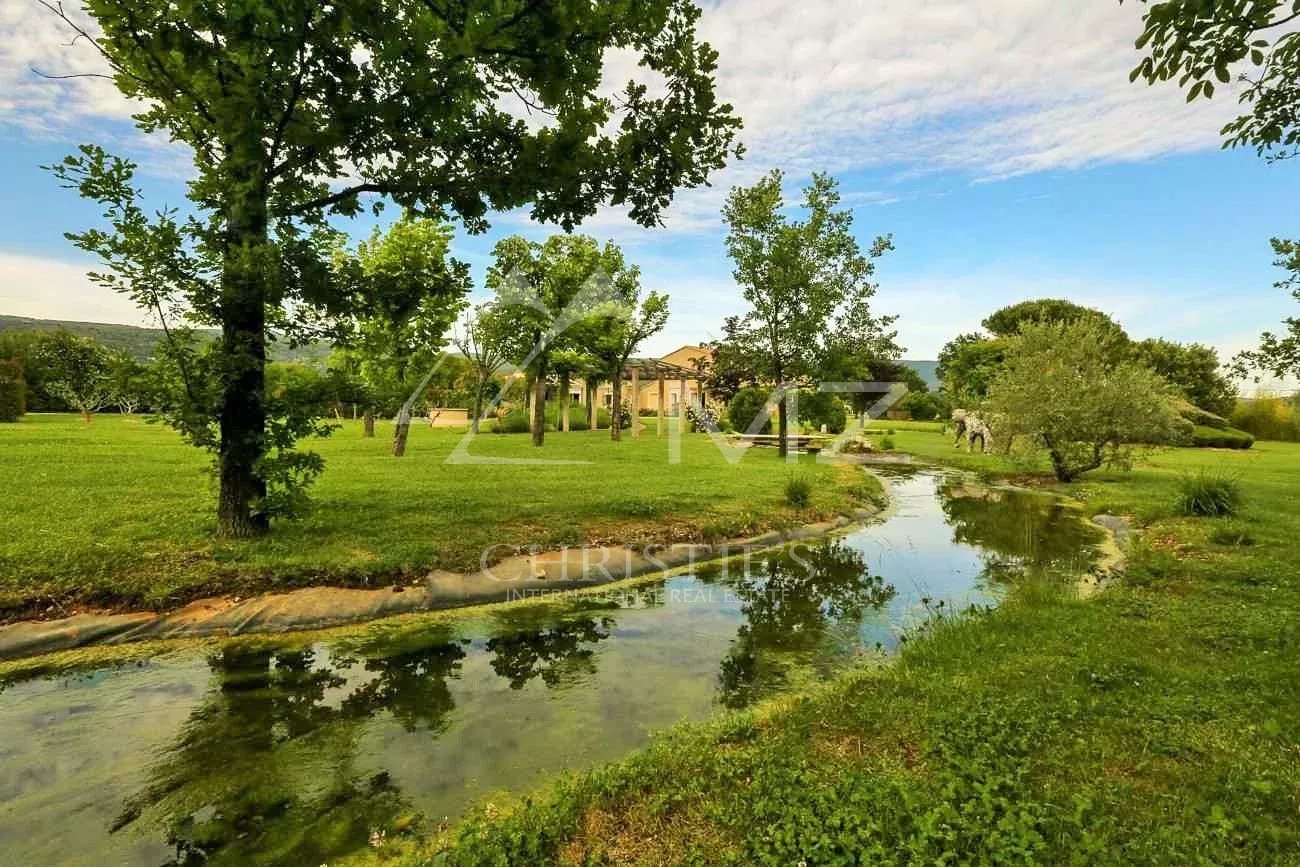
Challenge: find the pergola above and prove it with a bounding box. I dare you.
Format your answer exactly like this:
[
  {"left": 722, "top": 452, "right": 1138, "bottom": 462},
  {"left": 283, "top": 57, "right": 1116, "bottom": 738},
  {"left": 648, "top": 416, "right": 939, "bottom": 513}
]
[{"left": 612, "top": 356, "right": 708, "bottom": 438}]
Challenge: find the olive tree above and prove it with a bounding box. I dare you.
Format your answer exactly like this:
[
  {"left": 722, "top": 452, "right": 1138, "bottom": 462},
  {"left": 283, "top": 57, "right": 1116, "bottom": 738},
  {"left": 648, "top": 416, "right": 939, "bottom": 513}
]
[
  {"left": 984, "top": 321, "right": 1181, "bottom": 482},
  {"left": 586, "top": 289, "right": 671, "bottom": 441},
  {"left": 452, "top": 303, "right": 512, "bottom": 435},
  {"left": 41, "top": 0, "right": 739, "bottom": 536}
]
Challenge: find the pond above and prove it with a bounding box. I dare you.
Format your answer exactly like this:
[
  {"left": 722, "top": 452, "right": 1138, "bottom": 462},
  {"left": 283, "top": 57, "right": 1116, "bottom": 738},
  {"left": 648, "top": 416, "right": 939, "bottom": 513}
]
[{"left": 0, "top": 468, "right": 1102, "bottom": 865}]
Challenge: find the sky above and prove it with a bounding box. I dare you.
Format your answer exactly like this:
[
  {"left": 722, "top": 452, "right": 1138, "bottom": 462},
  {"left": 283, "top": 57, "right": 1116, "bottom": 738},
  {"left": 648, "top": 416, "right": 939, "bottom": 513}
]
[{"left": 1, "top": 0, "right": 1297, "bottom": 389}]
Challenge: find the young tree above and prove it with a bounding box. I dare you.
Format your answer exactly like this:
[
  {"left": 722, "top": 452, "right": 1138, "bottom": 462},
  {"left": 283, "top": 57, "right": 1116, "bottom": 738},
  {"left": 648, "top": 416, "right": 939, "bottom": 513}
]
[
  {"left": 721, "top": 170, "right": 894, "bottom": 455},
  {"left": 335, "top": 216, "right": 469, "bottom": 457},
  {"left": 488, "top": 235, "right": 634, "bottom": 446},
  {"left": 34, "top": 331, "right": 114, "bottom": 423},
  {"left": 452, "top": 304, "right": 512, "bottom": 435},
  {"left": 42, "top": 0, "right": 740, "bottom": 536},
  {"left": 984, "top": 321, "right": 1181, "bottom": 482},
  {"left": 587, "top": 290, "right": 671, "bottom": 441},
  {"left": 108, "top": 350, "right": 149, "bottom": 414}
]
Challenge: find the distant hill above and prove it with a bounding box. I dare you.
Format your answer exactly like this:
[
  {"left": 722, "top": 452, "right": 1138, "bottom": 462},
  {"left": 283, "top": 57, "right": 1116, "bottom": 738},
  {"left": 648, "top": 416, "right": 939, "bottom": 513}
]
[
  {"left": 902, "top": 360, "right": 940, "bottom": 390},
  {"left": 0, "top": 315, "right": 330, "bottom": 365}
]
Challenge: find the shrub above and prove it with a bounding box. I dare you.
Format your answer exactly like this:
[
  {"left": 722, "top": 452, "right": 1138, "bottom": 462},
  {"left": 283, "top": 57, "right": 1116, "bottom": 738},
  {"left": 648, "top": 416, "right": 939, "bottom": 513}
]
[
  {"left": 1176, "top": 472, "right": 1242, "bottom": 517},
  {"left": 1176, "top": 399, "right": 1230, "bottom": 431},
  {"left": 686, "top": 403, "right": 719, "bottom": 432},
  {"left": 1231, "top": 397, "right": 1300, "bottom": 442},
  {"left": 798, "top": 390, "right": 847, "bottom": 434},
  {"left": 1188, "top": 425, "right": 1254, "bottom": 450},
  {"left": 1209, "top": 523, "right": 1256, "bottom": 547},
  {"left": 784, "top": 474, "right": 812, "bottom": 508},
  {"left": 491, "top": 409, "right": 531, "bottom": 434},
  {"left": 879, "top": 435, "right": 896, "bottom": 451},
  {"left": 728, "top": 386, "right": 773, "bottom": 434},
  {"left": 0, "top": 359, "right": 25, "bottom": 422},
  {"left": 899, "top": 390, "right": 947, "bottom": 421}
]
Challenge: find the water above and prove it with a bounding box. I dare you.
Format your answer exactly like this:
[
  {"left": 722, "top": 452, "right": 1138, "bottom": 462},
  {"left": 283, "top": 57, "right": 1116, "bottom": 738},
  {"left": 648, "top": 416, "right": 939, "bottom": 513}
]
[{"left": 0, "top": 469, "right": 1101, "bottom": 865}]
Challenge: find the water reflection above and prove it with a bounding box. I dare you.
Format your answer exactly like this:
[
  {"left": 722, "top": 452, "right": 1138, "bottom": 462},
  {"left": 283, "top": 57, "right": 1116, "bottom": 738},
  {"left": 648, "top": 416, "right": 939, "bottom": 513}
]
[
  {"left": 712, "top": 542, "right": 896, "bottom": 708},
  {"left": 0, "top": 470, "right": 1103, "bottom": 866}
]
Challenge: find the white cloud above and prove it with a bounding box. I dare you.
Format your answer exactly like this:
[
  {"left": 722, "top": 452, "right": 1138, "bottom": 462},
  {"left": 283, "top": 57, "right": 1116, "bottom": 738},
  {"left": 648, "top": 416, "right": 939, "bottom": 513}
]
[
  {"left": 0, "top": 250, "right": 148, "bottom": 324},
  {"left": 2, "top": 0, "right": 1241, "bottom": 235}
]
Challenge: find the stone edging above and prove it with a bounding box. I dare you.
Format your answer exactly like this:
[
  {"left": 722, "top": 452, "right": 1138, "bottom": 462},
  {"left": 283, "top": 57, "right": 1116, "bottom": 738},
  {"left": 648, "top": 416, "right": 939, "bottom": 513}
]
[{"left": 0, "top": 507, "right": 881, "bottom": 662}]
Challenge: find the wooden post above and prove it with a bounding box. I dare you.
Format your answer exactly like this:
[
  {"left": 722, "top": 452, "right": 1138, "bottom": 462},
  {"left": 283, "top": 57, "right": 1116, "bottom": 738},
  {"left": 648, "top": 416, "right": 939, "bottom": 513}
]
[
  {"left": 679, "top": 376, "right": 688, "bottom": 430},
  {"left": 630, "top": 367, "right": 641, "bottom": 438},
  {"left": 657, "top": 372, "right": 666, "bottom": 437},
  {"left": 560, "top": 372, "right": 571, "bottom": 432}
]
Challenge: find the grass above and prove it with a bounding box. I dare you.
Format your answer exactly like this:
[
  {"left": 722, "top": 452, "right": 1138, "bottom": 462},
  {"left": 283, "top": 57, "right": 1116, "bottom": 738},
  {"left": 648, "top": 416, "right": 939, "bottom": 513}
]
[
  {"left": 382, "top": 422, "right": 1300, "bottom": 865},
  {"left": 0, "top": 414, "right": 880, "bottom": 618},
  {"left": 1177, "top": 471, "right": 1244, "bottom": 517}
]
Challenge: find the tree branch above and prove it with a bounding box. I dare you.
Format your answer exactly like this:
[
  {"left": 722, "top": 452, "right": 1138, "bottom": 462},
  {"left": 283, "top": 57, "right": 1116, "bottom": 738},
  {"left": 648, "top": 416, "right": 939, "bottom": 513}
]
[{"left": 291, "top": 182, "right": 389, "bottom": 215}]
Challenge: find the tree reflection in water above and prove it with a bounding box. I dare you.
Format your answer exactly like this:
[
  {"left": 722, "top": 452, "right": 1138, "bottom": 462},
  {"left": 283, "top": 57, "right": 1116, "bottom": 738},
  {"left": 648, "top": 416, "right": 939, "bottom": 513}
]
[
  {"left": 486, "top": 608, "right": 617, "bottom": 689},
  {"left": 713, "top": 541, "right": 896, "bottom": 709},
  {"left": 114, "top": 630, "right": 467, "bottom": 866},
  {"left": 936, "top": 477, "right": 1099, "bottom": 581}
]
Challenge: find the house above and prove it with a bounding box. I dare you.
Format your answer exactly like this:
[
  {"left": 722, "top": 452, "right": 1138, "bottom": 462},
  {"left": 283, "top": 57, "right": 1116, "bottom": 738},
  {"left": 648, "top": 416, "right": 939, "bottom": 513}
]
[{"left": 591, "top": 345, "right": 715, "bottom": 413}]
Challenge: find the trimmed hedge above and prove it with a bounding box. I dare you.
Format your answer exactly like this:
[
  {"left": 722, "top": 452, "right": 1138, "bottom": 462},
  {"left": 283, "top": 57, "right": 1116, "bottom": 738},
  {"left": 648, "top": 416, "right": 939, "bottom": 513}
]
[{"left": 1188, "top": 424, "right": 1254, "bottom": 450}]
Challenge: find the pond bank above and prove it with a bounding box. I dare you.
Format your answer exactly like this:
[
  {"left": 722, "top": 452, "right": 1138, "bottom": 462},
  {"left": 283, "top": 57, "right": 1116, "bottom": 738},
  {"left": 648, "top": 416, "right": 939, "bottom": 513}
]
[{"left": 0, "top": 506, "right": 880, "bottom": 661}]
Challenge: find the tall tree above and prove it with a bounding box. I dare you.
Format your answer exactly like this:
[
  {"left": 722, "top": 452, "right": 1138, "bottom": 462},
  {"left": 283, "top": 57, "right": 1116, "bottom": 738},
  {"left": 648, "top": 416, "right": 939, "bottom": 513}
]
[
  {"left": 1128, "top": 1, "right": 1300, "bottom": 381},
  {"left": 451, "top": 304, "right": 512, "bottom": 435},
  {"left": 42, "top": 0, "right": 740, "bottom": 536},
  {"left": 1133, "top": 338, "right": 1237, "bottom": 417},
  {"left": 587, "top": 290, "right": 671, "bottom": 441},
  {"left": 721, "top": 170, "right": 894, "bottom": 455},
  {"left": 487, "top": 235, "right": 634, "bottom": 446}
]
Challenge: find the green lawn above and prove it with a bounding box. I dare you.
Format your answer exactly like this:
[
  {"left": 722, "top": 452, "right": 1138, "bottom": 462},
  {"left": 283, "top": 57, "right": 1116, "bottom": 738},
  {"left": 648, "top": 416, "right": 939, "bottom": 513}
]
[
  {"left": 399, "top": 428, "right": 1300, "bottom": 865},
  {"left": 0, "top": 414, "right": 877, "bottom": 618}
]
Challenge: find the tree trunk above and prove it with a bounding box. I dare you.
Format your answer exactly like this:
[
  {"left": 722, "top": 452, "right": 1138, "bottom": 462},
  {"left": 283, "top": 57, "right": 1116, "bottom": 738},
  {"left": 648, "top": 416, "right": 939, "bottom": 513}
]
[
  {"left": 393, "top": 406, "right": 411, "bottom": 457},
  {"left": 560, "top": 372, "right": 571, "bottom": 432},
  {"left": 611, "top": 370, "right": 623, "bottom": 442},
  {"left": 471, "top": 383, "right": 484, "bottom": 434},
  {"left": 216, "top": 171, "right": 269, "bottom": 538},
  {"left": 588, "top": 380, "right": 598, "bottom": 430},
  {"left": 363, "top": 409, "right": 375, "bottom": 438},
  {"left": 531, "top": 368, "right": 547, "bottom": 446}
]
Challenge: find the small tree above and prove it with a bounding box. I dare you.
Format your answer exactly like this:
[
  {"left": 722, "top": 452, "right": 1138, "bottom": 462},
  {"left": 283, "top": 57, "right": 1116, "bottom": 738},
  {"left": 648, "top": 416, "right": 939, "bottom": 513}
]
[
  {"left": 1235, "top": 238, "right": 1300, "bottom": 382},
  {"left": 985, "top": 321, "right": 1181, "bottom": 482},
  {"left": 586, "top": 290, "right": 670, "bottom": 441},
  {"left": 452, "top": 304, "right": 512, "bottom": 435},
  {"left": 34, "top": 331, "right": 114, "bottom": 423},
  {"left": 721, "top": 170, "right": 894, "bottom": 455},
  {"left": 108, "top": 350, "right": 149, "bottom": 414}
]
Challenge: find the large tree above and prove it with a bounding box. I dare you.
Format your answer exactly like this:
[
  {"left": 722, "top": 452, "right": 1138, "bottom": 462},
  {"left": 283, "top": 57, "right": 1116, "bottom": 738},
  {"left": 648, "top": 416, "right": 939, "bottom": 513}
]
[
  {"left": 1133, "top": 338, "right": 1237, "bottom": 417},
  {"left": 984, "top": 321, "right": 1180, "bottom": 482},
  {"left": 42, "top": 0, "right": 740, "bottom": 536},
  {"left": 721, "top": 170, "right": 894, "bottom": 455},
  {"left": 1128, "top": 1, "right": 1300, "bottom": 381}
]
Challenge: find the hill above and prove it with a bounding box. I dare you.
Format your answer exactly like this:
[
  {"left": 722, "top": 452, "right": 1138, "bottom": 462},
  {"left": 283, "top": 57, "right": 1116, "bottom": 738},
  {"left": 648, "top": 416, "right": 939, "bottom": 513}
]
[
  {"left": 902, "top": 360, "right": 940, "bottom": 389},
  {"left": 0, "top": 315, "right": 330, "bottom": 364}
]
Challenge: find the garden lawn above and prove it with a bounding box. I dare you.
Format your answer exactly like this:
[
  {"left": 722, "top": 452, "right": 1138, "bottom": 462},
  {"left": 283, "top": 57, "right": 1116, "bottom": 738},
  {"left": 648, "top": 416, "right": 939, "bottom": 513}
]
[
  {"left": 394, "top": 425, "right": 1300, "bottom": 865},
  {"left": 0, "top": 414, "right": 878, "bottom": 618}
]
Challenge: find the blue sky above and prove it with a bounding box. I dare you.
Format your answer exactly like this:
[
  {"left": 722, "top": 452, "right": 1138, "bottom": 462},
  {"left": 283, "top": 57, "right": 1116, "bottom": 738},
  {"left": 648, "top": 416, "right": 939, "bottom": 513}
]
[{"left": 1, "top": 0, "right": 1297, "bottom": 384}]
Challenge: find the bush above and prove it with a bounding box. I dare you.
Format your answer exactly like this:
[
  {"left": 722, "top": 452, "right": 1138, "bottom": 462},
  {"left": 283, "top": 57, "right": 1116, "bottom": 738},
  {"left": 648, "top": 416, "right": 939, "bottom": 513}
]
[
  {"left": 784, "top": 474, "right": 812, "bottom": 508},
  {"left": 898, "top": 390, "right": 948, "bottom": 421},
  {"left": 686, "top": 403, "right": 719, "bottom": 432},
  {"left": 1176, "top": 399, "right": 1230, "bottom": 431},
  {"left": 1176, "top": 472, "right": 1243, "bottom": 517},
  {"left": 491, "top": 409, "right": 531, "bottom": 433},
  {"left": 1231, "top": 397, "right": 1300, "bottom": 442},
  {"left": 1209, "top": 523, "right": 1256, "bottom": 547},
  {"left": 879, "top": 435, "right": 896, "bottom": 451},
  {"left": 0, "top": 359, "right": 25, "bottom": 422},
  {"left": 1188, "top": 424, "right": 1254, "bottom": 450},
  {"left": 798, "top": 390, "right": 847, "bottom": 434},
  {"left": 728, "top": 386, "right": 773, "bottom": 434}
]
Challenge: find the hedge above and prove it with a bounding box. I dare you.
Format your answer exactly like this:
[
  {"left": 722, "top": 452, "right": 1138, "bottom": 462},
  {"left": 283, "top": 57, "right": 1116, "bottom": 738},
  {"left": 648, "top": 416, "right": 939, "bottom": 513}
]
[{"left": 1188, "top": 424, "right": 1254, "bottom": 450}]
